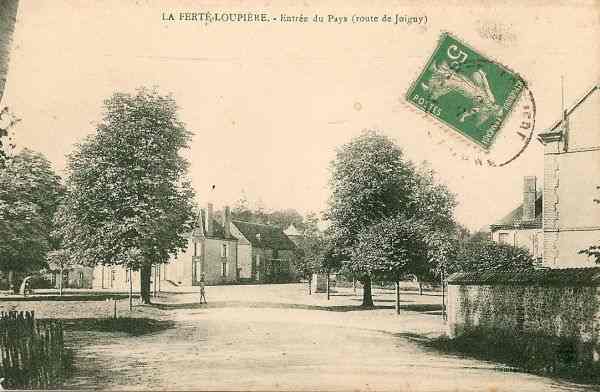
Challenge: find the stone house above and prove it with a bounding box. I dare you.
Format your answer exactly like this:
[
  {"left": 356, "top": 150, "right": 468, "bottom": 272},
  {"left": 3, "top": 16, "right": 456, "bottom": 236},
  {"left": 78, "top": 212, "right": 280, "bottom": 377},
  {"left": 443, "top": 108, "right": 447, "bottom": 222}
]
[
  {"left": 157, "top": 203, "right": 239, "bottom": 287},
  {"left": 91, "top": 203, "right": 300, "bottom": 289},
  {"left": 490, "top": 176, "right": 544, "bottom": 264},
  {"left": 231, "top": 220, "right": 297, "bottom": 283},
  {"left": 92, "top": 203, "right": 239, "bottom": 289}
]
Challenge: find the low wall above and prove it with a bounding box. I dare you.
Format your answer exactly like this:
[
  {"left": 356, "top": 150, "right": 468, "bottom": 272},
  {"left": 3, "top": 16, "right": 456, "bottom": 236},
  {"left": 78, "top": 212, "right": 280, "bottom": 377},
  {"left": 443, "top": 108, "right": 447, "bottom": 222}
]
[{"left": 447, "top": 268, "right": 600, "bottom": 365}]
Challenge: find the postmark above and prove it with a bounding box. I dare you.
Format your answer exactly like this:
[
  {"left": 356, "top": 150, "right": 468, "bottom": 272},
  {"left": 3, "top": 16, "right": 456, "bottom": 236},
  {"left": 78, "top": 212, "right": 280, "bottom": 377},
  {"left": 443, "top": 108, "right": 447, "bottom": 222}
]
[{"left": 405, "top": 32, "right": 535, "bottom": 166}]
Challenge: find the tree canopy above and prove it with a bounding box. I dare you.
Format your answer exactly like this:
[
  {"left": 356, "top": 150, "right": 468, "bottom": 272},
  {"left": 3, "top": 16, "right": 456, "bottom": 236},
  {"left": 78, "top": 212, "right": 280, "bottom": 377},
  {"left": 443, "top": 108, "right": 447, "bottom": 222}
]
[
  {"left": 446, "top": 233, "right": 535, "bottom": 274},
  {"left": 0, "top": 149, "right": 63, "bottom": 274},
  {"left": 229, "top": 195, "right": 305, "bottom": 231},
  {"left": 327, "top": 130, "right": 457, "bottom": 306},
  {"left": 57, "top": 88, "right": 196, "bottom": 303}
]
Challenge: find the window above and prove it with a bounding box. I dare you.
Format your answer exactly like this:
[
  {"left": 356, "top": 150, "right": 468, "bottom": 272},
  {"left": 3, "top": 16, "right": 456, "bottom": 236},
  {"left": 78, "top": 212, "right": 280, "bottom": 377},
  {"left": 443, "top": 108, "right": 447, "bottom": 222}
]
[
  {"left": 222, "top": 261, "right": 227, "bottom": 277},
  {"left": 221, "top": 243, "right": 228, "bottom": 258},
  {"left": 498, "top": 232, "right": 510, "bottom": 245}
]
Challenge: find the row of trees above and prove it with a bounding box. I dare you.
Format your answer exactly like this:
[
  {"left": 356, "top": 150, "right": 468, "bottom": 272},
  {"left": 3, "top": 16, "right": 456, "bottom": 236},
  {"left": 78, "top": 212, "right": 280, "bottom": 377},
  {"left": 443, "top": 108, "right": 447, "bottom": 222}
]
[
  {"left": 1, "top": 88, "right": 197, "bottom": 303},
  {"left": 1, "top": 89, "right": 596, "bottom": 306},
  {"left": 291, "top": 131, "right": 540, "bottom": 309}
]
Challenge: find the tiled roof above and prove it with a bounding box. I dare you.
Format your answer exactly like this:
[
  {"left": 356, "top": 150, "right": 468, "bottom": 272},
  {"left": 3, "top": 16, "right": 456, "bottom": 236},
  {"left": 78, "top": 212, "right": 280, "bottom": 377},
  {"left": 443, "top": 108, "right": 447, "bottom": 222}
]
[
  {"left": 490, "top": 194, "right": 543, "bottom": 230},
  {"left": 232, "top": 220, "right": 296, "bottom": 250},
  {"left": 447, "top": 267, "right": 600, "bottom": 287}
]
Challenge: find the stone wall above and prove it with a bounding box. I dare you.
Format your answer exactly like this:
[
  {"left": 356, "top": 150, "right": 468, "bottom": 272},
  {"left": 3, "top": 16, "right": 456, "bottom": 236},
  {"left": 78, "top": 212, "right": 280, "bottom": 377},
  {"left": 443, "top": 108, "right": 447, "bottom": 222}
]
[{"left": 447, "top": 270, "right": 600, "bottom": 364}]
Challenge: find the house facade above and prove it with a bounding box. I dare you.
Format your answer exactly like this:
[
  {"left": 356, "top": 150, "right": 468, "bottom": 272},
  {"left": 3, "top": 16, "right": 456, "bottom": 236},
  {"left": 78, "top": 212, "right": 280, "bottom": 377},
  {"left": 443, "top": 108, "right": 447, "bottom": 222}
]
[
  {"left": 490, "top": 176, "right": 544, "bottom": 264},
  {"left": 490, "top": 84, "right": 599, "bottom": 268},
  {"left": 162, "top": 204, "right": 238, "bottom": 286},
  {"left": 48, "top": 265, "right": 94, "bottom": 289},
  {"left": 538, "top": 84, "right": 600, "bottom": 268},
  {"left": 231, "top": 220, "right": 298, "bottom": 283},
  {"left": 90, "top": 203, "right": 301, "bottom": 289}
]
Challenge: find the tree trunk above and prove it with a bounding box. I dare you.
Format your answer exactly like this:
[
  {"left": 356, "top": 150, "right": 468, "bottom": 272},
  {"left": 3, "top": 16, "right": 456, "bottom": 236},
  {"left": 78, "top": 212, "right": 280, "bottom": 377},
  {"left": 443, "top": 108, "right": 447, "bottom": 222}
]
[
  {"left": 308, "top": 275, "right": 312, "bottom": 295},
  {"left": 361, "top": 275, "right": 374, "bottom": 307},
  {"left": 157, "top": 264, "right": 161, "bottom": 294},
  {"left": 441, "top": 269, "right": 446, "bottom": 321},
  {"left": 59, "top": 268, "right": 63, "bottom": 296},
  {"left": 140, "top": 264, "right": 152, "bottom": 304},
  {"left": 353, "top": 278, "right": 356, "bottom": 294},
  {"left": 418, "top": 281, "right": 423, "bottom": 296},
  {"left": 395, "top": 280, "right": 400, "bottom": 314},
  {"left": 326, "top": 270, "right": 330, "bottom": 301},
  {"left": 128, "top": 269, "right": 133, "bottom": 311}
]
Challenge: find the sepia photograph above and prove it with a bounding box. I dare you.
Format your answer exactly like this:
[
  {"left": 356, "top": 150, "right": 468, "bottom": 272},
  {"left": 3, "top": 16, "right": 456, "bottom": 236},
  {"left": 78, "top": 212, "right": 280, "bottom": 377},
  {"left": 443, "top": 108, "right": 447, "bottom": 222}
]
[{"left": 0, "top": 0, "right": 598, "bottom": 390}]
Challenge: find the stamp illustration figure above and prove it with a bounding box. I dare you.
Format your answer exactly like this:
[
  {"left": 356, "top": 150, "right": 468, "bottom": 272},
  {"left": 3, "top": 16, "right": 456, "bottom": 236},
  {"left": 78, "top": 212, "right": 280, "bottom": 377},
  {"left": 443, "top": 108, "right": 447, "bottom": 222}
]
[{"left": 407, "top": 32, "right": 525, "bottom": 150}]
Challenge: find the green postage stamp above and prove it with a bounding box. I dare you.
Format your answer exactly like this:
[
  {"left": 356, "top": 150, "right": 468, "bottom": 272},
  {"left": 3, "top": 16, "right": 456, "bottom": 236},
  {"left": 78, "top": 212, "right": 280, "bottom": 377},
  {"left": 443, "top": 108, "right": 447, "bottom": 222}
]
[{"left": 407, "top": 33, "right": 525, "bottom": 150}]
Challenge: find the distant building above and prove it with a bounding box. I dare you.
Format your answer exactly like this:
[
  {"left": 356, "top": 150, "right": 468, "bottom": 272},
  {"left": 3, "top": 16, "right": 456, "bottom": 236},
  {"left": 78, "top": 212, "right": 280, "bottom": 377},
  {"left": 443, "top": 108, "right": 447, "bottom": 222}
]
[
  {"left": 47, "top": 265, "right": 94, "bottom": 289},
  {"left": 231, "top": 220, "right": 298, "bottom": 283},
  {"left": 92, "top": 203, "right": 299, "bottom": 289},
  {"left": 161, "top": 203, "right": 239, "bottom": 287},
  {"left": 283, "top": 223, "right": 303, "bottom": 246},
  {"left": 490, "top": 176, "right": 544, "bottom": 265}
]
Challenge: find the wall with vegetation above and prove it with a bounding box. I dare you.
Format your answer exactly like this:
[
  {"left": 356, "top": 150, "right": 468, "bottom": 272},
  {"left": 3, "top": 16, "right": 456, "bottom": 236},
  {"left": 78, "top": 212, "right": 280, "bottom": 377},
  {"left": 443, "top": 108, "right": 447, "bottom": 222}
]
[{"left": 447, "top": 283, "right": 600, "bottom": 365}]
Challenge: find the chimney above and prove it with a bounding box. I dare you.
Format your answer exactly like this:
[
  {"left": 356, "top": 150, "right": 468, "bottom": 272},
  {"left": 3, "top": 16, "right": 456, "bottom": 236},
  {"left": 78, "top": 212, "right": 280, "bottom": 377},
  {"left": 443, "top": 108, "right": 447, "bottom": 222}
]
[
  {"left": 522, "top": 176, "right": 536, "bottom": 222},
  {"left": 222, "top": 206, "right": 231, "bottom": 238},
  {"left": 207, "top": 203, "right": 214, "bottom": 237}
]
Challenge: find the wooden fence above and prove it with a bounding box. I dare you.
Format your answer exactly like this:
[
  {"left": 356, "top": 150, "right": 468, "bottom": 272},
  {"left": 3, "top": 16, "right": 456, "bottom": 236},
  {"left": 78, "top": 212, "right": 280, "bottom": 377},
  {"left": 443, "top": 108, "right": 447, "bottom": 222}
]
[{"left": 0, "top": 311, "right": 67, "bottom": 389}]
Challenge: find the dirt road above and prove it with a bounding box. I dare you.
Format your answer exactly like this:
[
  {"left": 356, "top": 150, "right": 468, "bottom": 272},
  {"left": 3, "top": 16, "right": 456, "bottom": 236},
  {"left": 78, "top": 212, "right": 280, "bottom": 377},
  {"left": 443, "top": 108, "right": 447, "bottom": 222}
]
[{"left": 59, "top": 284, "right": 592, "bottom": 391}]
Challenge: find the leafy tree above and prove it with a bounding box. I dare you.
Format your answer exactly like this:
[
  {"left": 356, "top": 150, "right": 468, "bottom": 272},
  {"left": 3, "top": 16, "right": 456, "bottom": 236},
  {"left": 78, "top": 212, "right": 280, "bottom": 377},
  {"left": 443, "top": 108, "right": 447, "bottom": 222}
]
[
  {"left": 447, "top": 234, "right": 535, "bottom": 274},
  {"left": 230, "top": 196, "right": 306, "bottom": 231},
  {"left": 0, "top": 149, "right": 63, "bottom": 291},
  {"left": 327, "top": 130, "right": 456, "bottom": 307},
  {"left": 57, "top": 88, "right": 196, "bottom": 303}
]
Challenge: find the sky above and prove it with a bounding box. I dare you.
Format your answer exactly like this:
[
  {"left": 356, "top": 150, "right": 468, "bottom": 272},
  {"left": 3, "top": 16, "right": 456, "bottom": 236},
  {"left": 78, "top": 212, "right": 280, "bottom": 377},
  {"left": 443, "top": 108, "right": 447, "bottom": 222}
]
[{"left": 2, "top": 0, "right": 598, "bottom": 231}]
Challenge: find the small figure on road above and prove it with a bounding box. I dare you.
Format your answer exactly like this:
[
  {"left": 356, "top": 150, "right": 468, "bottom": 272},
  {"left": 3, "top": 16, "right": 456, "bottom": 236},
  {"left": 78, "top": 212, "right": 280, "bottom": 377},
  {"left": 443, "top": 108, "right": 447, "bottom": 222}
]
[{"left": 199, "top": 273, "right": 207, "bottom": 304}]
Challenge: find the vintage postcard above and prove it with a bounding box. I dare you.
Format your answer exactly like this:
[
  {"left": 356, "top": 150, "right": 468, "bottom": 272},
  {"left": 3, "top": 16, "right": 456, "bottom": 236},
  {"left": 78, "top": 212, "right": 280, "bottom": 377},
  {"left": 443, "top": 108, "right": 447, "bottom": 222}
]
[{"left": 0, "top": 0, "right": 599, "bottom": 391}]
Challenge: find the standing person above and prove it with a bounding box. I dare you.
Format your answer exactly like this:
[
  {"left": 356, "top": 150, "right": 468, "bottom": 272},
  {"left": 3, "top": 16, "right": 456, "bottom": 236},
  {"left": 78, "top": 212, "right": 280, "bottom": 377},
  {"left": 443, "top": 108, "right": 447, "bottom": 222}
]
[{"left": 199, "top": 273, "right": 207, "bottom": 304}]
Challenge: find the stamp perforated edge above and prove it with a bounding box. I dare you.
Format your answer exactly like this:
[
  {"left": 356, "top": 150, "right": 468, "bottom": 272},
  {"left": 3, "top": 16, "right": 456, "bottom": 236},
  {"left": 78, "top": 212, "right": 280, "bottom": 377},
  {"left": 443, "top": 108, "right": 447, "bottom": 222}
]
[{"left": 404, "top": 31, "right": 528, "bottom": 153}]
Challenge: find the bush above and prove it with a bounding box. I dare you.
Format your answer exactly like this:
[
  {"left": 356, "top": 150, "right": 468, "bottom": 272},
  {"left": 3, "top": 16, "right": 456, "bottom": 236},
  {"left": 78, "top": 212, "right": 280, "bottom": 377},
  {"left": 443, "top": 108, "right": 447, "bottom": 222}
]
[{"left": 430, "top": 327, "right": 600, "bottom": 383}]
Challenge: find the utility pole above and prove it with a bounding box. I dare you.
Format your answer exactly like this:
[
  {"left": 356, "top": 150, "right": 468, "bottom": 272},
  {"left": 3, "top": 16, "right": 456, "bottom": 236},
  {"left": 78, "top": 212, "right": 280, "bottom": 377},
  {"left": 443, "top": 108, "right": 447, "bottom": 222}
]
[
  {"left": 128, "top": 269, "right": 133, "bottom": 311},
  {"left": 326, "top": 269, "right": 330, "bottom": 300},
  {"left": 441, "top": 268, "right": 446, "bottom": 321},
  {"left": 395, "top": 279, "right": 400, "bottom": 315},
  {"left": 153, "top": 264, "right": 157, "bottom": 298}
]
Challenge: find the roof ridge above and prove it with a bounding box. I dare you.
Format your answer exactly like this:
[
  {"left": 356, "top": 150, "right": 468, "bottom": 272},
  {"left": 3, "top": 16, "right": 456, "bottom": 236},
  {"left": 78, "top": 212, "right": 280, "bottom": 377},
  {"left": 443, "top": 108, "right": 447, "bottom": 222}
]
[
  {"left": 232, "top": 220, "right": 281, "bottom": 228},
  {"left": 548, "top": 83, "right": 599, "bottom": 132}
]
